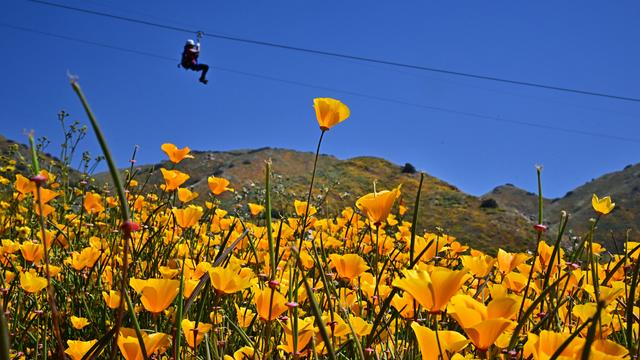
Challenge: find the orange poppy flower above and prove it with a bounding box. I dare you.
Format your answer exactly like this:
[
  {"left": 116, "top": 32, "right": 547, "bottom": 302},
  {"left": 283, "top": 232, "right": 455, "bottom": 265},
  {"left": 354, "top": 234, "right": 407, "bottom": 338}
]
[
  {"left": 411, "top": 322, "right": 469, "bottom": 360},
  {"left": 207, "top": 176, "right": 233, "bottom": 195},
  {"left": 181, "top": 319, "right": 213, "bottom": 349},
  {"left": 356, "top": 185, "right": 401, "bottom": 226},
  {"left": 313, "top": 98, "right": 350, "bottom": 131},
  {"left": 161, "top": 143, "right": 194, "bottom": 164},
  {"left": 19, "top": 270, "right": 47, "bottom": 293},
  {"left": 392, "top": 267, "right": 468, "bottom": 313},
  {"left": 83, "top": 192, "right": 105, "bottom": 214},
  {"left": 129, "top": 278, "right": 180, "bottom": 314},
  {"left": 254, "top": 287, "right": 288, "bottom": 321},
  {"left": 328, "top": 253, "right": 369, "bottom": 281},
  {"left": 64, "top": 340, "right": 97, "bottom": 360},
  {"left": 172, "top": 205, "right": 203, "bottom": 228},
  {"left": 160, "top": 168, "right": 190, "bottom": 191},
  {"left": 117, "top": 328, "right": 170, "bottom": 360}
]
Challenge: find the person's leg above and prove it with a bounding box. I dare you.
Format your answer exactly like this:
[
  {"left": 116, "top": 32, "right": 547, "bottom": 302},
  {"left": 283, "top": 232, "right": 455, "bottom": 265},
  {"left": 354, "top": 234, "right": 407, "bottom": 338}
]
[{"left": 198, "top": 64, "right": 209, "bottom": 83}]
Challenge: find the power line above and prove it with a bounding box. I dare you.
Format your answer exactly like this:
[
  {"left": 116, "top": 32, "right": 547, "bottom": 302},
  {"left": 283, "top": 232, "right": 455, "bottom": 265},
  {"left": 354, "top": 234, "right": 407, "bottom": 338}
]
[
  {"left": 3, "top": 21, "right": 640, "bottom": 144},
  {"left": 25, "top": 0, "right": 640, "bottom": 104}
]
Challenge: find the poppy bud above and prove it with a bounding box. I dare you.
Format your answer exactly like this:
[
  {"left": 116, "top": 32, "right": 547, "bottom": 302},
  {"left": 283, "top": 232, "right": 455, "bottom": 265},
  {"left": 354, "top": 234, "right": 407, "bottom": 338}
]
[{"left": 29, "top": 174, "right": 47, "bottom": 186}]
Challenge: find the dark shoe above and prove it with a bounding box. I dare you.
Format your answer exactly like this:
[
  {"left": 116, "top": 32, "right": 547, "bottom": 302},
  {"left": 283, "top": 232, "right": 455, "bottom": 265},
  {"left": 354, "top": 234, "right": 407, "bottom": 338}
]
[{"left": 199, "top": 78, "right": 208, "bottom": 84}]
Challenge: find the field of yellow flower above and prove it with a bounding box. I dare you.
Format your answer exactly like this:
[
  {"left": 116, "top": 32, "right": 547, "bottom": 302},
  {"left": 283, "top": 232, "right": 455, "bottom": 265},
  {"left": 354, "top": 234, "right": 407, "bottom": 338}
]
[{"left": 0, "top": 82, "right": 634, "bottom": 359}]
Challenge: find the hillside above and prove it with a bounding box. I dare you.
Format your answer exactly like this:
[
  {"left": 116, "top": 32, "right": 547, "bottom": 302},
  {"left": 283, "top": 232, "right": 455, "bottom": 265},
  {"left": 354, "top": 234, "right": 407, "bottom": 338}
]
[
  {"left": 484, "top": 164, "right": 640, "bottom": 251},
  {"left": 97, "top": 147, "right": 535, "bottom": 252},
  {"left": 0, "top": 134, "right": 63, "bottom": 174}
]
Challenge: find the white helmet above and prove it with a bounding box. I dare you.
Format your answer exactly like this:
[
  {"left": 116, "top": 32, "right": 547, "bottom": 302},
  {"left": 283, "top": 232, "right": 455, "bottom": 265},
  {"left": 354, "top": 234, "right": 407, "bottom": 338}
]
[{"left": 186, "top": 39, "right": 195, "bottom": 46}]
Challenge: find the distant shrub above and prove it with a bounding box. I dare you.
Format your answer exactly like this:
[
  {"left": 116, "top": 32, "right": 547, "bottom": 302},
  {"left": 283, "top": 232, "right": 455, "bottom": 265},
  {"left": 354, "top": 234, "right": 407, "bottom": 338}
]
[
  {"left": 402, "top": 163, "right": 417, "bottom": 174},
  {"left": 479, "top": 198, "right": 499, "bottom": 209},
  {"left": 564, "top": 190, "right": 574, "bottom": 198},
  {"left": 242, "top": 160, "right": 251, "bottom": 165}
]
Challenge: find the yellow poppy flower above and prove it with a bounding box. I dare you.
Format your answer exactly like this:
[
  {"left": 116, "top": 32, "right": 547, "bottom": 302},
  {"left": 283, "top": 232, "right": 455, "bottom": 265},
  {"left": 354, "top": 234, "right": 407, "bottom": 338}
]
[
  {"left": 177, "top": 187, "right": 199, "bottom": 203},
  {"left": 591, "top": 339, "right": 628, "bottom": 359},
  {"left": 235, "top": 305, "right": 257, "bottom": 328},
  {"left": 1, "top": 239, "right": 19, "bottom": 254},
  {"left": 391, "top": 292, "right": 415, "bottom": 319},
  {"left": 232, "top": 346, "right": 256, "bottom": 360},
  {"left": 449, "top": 241, "right": 469, "bottom": 255},
  {"left": 19, "top": 270, "right": 47, "bottom": 293},
  {"left": 313, "top": 98, "right": 350, "bottom": 131},
  {"left": 14, "top": 174, "right": 36, "bottom": 196},
  {"left": 207, "top": 176, "right": 233, "bottom": 195},
  {"left": 70, "top": 316, "right": 91, "bottom": 330},
  {"left": 496, "top": 249, "right": 529, "bottom": 274},
  {"left": 461, "top": 254, "right": 496, "bottom": 278},
  {"left": 160, "top": 168, "right": 190, "bottom": 191},
  {"left": 20, "top": 241, "right": 44, "bottom": 264},
  {"left": 248, "top": 203, "right": 265, "bottom": 216},
  {"left": 181, "top": 319, "right": 213, "bottom": 349},
  {"left": 209, "top": 266, "right": 255, "bottom": 294},
  {"left": 3, "top": 271, "right": 16, "bottom": 285},
  {"left": 411, "top": 322, "right": 469, "bottom": 360},
  {"left": 129, "top": 278, "right": 180, "bottom": 314},
  {"left": 448, "top": 294, "right": 517, "bottom": 351},
  {"left": 349, "top": 315, "right": 373, "bottom": 336},
  {"left": 172, "top": 205, "right": 203, "bottom": 228},
  {"left": 33, "top": 187, "right": 59, "bottom": 205},
  {"left": 592, "top": 194, "right": 615, "bottom": 215},
  {"left": 503, "top": 272, "right": 528, "bottom": 293},
  {"left": 278, "top": 316, "right": 315, "bottom": 354},
  {"left": 294, "top": 200, "right": 317, "bottom": 217},
  {"left": 328, "top": 253, "right": 369, "bottom": 281},
  {"left": 392, "top": 267, "right": 469, "bottom": 313},
  {"left": 356, "top": 185, "right": 401, "bottom": 226},
  {"left": 69, "top": 246, "right": 102, "bottom": 271},
  {"left": 117, "top": 328, "right": 170, "bottom": 360},
  {"left": 161, "top": 143, "right": 194, "bottom": 164},
  {"left": 102, "top": 290, "right": 122, "bottom": 309},
  {"left": 254, "top": 287, "right": 288, "bottom": 321},
  {"left": 64, "top": 339, "right": 97, "bottom": 360},
  {"left": 83, "top": 192, "right": 105, "bottom": 214},
  {"left": 523, "top": 330, "right": 584, "bottom": 360},
  {"left": 35, "top": 202, "right": 55, "bottom": 217}
]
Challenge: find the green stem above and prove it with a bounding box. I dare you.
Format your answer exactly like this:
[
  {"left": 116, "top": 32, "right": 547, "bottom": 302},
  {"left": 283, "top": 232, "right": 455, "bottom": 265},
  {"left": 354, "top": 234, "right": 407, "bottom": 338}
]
[
  {"left": 265, "top": 161, "right": 276, "bottom": 280},
  {"left": 409, "top": 173, "right": 425, "bottom": 267},
  {"left": 29, "top": 135, "right": 65, "bottom": 359},
  {"left": 70, "top": 79, "right": 145, "bottom": 358}
]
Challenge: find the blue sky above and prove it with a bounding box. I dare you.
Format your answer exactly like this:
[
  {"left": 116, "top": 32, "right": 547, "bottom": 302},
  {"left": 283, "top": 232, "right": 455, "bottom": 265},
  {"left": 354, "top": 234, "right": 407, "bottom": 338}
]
[{"left": 1, "top": 1, "right": 639, "bottom": 198}]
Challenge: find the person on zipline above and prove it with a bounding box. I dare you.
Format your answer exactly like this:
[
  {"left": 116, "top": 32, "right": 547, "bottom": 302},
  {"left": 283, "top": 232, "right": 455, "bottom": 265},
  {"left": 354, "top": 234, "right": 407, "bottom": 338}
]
[{"left": 181, "top": 39, "right": 209, "bottom": 84}]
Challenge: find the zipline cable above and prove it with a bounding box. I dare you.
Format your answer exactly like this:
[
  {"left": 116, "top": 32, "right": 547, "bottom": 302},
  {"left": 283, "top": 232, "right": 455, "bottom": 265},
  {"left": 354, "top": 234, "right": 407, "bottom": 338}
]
[
  {"left": 24, "top": 0, "right": 640, "bottom": 104},
  {"left": 3, "top": 22, "right": 640, "bottom": 144}
]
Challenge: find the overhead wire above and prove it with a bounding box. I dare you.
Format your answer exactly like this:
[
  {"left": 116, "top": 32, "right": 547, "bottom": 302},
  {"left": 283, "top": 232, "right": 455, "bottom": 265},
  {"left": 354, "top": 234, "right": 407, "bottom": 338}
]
[
  {"left": 3, "top": 22, "right": 639, "bottom": 144},
  {"left": 25, "top": 0, "right": 640, "bottom": 104}
]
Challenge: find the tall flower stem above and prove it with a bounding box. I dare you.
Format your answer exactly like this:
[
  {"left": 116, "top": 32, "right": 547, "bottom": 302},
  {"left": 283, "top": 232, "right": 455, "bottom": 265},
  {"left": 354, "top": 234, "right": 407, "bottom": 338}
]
[
  {"left": 70, "top": 79, "right": 147, "bottom": 359},
  {"left": 517, "top": 166, "right": 544, "bottom": 323},
  {"left": 298, "top": 130, "right": 325, "bottom": 248},
  {"left": 28, "top": 135, "right": 65, "bottom": 359},
  {"left": 291, "top": 130, "right": 325, "bottom": 359}
]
